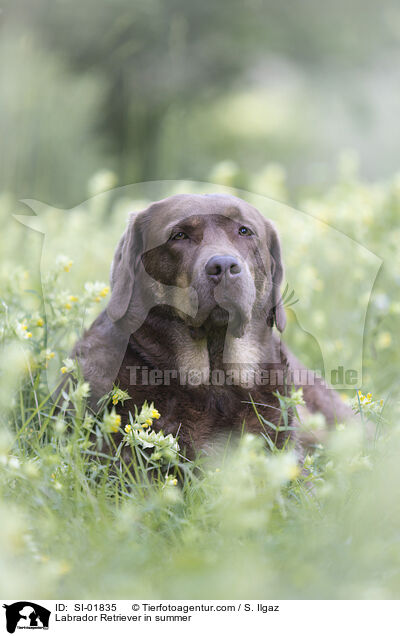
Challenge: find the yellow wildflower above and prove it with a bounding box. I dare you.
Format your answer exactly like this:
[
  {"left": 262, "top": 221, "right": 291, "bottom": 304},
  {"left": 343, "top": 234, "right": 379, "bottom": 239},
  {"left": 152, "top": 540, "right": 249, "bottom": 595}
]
[
  {"left": 15, "top": 320, "right": 32, "bottom": 339},
  {"left": 36, "top": 317, "right": 44, "bottom": 327},
  {"left": 61, "top": 367, "right": 68, "bottom": 374},
  {"left": 358, "top": 391, "right": 372, "bottom": 404},
  {"left": 100, "top": 286, "right": 110, "bottom": 298},
  {"left": 358, "top": 391, "right": 368, "bottom": 402},
  {"left": 103, "top": 409, "right": 121, "bottom": 433},
  {"left": 377, "top": 331, "right": 392, "bottom": 349},
  {"left": 58, "top": 560, "right": 71, "bottom": 575},
  {"left": 151, "top": 408, "right": 161, "bottom": 419},
  {"left": 65, "top": 303, "right": 72, "bottom": 310},
  {"left": 288, "top": 464, "right": 301, "bottom": 480},
  {"left": 289, "top": 387, "right": 305, "bottom": 406},
  {"left": 111, "top": 415, "right": 121, "bottom": 432},
  {"left": 69, "top": 295, "right": 79, "bottom": 302},
  {"left": 125, "top": 424, "right": 132, "bottom": 433},
  {"left": 56, "top": 255, "right": 74, "bottom": 273},
  {"left": 110, "top": 387, "right": 131, "bottom": 406}
]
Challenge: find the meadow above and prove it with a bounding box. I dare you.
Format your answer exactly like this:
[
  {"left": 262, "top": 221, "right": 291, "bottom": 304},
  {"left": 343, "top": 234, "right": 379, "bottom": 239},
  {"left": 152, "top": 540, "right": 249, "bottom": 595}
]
[{"left": 1, "top": 162, "right": 400, "bottom": 599}]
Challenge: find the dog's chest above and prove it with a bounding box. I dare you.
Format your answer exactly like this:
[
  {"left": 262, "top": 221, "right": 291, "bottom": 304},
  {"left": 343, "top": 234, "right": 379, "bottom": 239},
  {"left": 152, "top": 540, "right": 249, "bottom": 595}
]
[{"left": 116, "top": 348, "right": 291, "bottom": 457}]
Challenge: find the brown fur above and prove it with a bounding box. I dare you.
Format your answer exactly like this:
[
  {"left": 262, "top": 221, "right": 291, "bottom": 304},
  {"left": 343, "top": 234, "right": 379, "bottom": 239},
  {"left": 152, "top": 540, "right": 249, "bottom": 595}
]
[{"left": 67, "top": 194, "right": 353, "bottom": 459}]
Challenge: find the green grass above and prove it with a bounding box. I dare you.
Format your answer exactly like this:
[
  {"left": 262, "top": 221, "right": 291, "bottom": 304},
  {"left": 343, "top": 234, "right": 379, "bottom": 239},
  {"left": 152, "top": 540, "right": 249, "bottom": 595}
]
[
  {"left": 1, "top": 376, "right": 399, "bottom": 600},
  {"left": 1, "top": 167, "right": 400, "bottom": 599}
]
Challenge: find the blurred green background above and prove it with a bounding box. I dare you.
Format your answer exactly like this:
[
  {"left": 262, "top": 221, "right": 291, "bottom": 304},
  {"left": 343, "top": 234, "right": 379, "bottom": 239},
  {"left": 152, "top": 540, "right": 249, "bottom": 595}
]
[{"left": 2, "top": 0, "right": 400, "bottom": 205}]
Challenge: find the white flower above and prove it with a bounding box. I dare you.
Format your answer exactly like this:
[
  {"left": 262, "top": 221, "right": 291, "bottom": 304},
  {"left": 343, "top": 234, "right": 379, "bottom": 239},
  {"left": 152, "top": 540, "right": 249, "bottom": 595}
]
[
  {"left": 56, "top": 255, "right": 74, "bottom": 273},
  {"left": 60, "top": 358, "right": 76, "bottom": 375},
  {"left": 266, "top": 452, "right": 300, "bottom": 487},
  {"left": 84, "top": 281, "right": 110, "bottom": 303},
  {"left": 8, "top": 456, "right": 20, "bottom": 470},
  {"left": 15, "top": 321, "right": 32, "bottom": 340}
]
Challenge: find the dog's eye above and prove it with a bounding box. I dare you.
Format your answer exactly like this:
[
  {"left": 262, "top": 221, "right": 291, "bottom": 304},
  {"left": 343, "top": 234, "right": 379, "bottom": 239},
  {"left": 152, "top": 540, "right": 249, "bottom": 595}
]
[
  {"left": 171, "top": 231, "right": 189, "bottom": 240},
  {"left": 238, "top": 226, "right": 253, "bottom": 236}
]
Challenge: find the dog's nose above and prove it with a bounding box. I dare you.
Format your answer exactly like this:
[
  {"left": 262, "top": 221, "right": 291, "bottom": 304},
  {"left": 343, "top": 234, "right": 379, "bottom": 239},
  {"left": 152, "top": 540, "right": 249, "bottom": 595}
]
[{"left": 205, "top": 255, "right": 242, "bottom": 281}]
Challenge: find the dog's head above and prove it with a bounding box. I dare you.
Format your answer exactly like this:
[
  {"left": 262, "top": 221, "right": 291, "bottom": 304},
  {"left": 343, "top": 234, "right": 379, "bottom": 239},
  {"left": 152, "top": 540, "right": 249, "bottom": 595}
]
[{"left": 107, "top": 194, "right": 286, "bottom": 337}]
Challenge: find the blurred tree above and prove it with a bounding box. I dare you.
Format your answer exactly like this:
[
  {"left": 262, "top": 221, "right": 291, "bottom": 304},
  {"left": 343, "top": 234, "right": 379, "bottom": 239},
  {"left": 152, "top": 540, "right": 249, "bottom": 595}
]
[
  {"left": 2, "top": 0, "right": 400, "bottom": 196},
  {"left": 8, "top": 0, "right": 264, "bottom": 184}
]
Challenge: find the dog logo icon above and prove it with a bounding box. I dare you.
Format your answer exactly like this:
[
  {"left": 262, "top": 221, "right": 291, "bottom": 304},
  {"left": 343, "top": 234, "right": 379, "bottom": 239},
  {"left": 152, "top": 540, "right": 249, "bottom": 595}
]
[{"left": 2, "top": 602, "right": 51, "bottom": 633}]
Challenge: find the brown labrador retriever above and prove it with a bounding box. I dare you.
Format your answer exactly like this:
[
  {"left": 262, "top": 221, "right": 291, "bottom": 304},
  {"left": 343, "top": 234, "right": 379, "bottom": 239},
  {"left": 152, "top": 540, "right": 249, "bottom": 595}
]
[{"left": 69, "top": 193, "right": 352, "bottom": 458}]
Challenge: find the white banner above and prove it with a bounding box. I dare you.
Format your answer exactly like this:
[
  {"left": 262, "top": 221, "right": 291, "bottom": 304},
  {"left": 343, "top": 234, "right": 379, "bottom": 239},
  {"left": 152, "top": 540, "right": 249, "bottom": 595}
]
[{"left": 1, "top": 600, "right": 399, "bottom": 635}]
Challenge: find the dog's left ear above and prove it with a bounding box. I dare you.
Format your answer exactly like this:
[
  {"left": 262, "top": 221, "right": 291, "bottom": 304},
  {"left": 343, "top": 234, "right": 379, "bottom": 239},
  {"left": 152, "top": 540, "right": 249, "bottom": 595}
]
[{"left": 266, "top": 221, "right": 286, "bottom": 332}]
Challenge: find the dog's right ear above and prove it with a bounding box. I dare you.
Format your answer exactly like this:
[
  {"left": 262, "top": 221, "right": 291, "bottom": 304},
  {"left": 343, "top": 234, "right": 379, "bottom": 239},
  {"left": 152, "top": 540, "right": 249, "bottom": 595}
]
[{"left": 107, "top": 213, "right": 142, "bottom": 323}]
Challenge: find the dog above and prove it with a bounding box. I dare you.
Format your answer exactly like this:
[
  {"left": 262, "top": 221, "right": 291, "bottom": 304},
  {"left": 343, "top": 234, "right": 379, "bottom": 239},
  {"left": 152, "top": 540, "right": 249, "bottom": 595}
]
[{"left": 68, "top": 193, "right": 352, "bottom": 459}]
